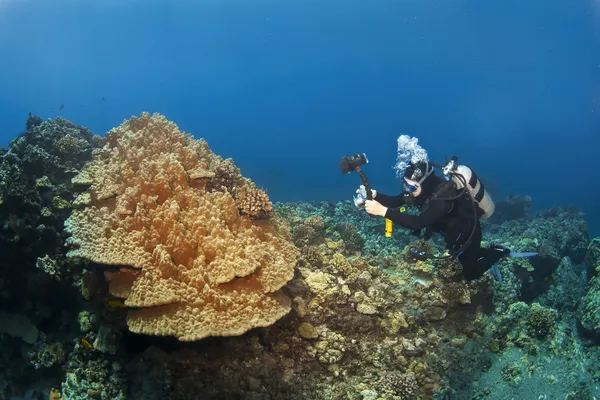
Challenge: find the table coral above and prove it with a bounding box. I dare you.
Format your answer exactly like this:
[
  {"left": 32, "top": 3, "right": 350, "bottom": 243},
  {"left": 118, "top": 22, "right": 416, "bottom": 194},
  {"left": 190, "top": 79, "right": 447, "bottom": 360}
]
[{"left": 65, "top": 112, "right": 298, "bottom": 341}]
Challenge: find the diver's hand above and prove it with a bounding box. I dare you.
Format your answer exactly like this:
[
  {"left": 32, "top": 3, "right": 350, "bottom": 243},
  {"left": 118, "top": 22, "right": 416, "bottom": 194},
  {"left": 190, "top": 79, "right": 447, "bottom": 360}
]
[
  {"left": 357, "top": 185, "right": 377, "bottom": 199},
  {"left": 364, "top": 200, "right": 388, "bottom": 217}
]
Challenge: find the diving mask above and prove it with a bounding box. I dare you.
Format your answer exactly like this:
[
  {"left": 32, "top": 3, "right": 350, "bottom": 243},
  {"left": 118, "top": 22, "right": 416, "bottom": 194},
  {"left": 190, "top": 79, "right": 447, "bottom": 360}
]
[{"left": 403, "top": 161, "right": 432, "bottom": 193}]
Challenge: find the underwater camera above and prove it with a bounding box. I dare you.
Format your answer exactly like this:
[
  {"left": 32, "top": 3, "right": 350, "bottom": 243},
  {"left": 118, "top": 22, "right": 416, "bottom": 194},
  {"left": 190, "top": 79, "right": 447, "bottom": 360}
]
[
  {"left": 339, "top": 153, "right": 372, "bottom": 206},
  {"left": 339, "top": 153, "right": 368, "bottom": 175}
]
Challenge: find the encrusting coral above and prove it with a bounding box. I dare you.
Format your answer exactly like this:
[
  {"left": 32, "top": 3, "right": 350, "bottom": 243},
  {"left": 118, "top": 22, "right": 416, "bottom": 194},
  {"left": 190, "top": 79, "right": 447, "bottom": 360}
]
[{"left": 65, "top": 112, "right": 298, "bottom": 341}]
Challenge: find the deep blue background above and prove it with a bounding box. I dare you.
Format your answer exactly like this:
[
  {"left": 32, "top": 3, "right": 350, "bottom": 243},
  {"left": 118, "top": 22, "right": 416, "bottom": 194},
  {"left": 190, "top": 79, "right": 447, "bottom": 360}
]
[{"left": 1, "top": 0, "right": 598, "bottom": 234}]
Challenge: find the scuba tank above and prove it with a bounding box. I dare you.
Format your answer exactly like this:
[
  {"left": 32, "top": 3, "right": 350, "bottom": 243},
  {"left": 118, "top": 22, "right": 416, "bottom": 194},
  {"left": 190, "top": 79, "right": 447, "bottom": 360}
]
[{"left": 442, "top": 156, "right": 495, "bottom": 219}]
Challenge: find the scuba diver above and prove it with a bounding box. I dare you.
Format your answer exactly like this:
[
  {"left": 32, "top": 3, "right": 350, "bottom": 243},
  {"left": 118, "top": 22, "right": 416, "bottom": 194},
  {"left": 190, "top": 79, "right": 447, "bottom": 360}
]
[
  {"left": 340, "top": 144, "right": 536, "bottom": 282},
  {"left": 360, "top": 160, "right": 510, "bottom": 280}
]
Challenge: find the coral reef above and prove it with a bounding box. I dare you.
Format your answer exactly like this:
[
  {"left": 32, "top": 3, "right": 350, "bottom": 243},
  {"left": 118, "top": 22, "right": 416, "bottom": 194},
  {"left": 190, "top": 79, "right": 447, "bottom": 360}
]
[
  {"left": 1, "top": 112, "right": 598, "bottom": 400},
  {"left": 485, "top": 205, "right": 589, "bottom": 264},
  {"left": 0, "top": 114, "right": 104, "bottom": 281},
  {"left": 0, "top": 114, "right": 104, "bottom": 399},
  {"left": 578, "top": 238, "right": 600, "bottom": 336},
  {"left": 580, "top": 276, "right": 600, "bottom": 335},
  {"left": 60, "top": 343, "right": 127, "bottom": 400},
  {"left": 377, "top": 371, "right": 420, "bottom": 399}
]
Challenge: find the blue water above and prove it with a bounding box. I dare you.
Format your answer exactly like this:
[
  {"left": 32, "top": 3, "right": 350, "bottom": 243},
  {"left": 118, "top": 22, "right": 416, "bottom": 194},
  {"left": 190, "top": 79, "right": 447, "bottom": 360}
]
[{"left": 1, "top": 0, "right": 598, "bottom": 234}]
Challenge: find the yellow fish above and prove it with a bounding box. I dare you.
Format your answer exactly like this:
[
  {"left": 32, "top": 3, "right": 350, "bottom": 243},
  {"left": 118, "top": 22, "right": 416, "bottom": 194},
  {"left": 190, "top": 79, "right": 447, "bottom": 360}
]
[
  {"left": 80, "top": 337, "right": 92, "bottom": 349},
  {"left": 106, "top": 299, "right": 125, "bottom": 308}
]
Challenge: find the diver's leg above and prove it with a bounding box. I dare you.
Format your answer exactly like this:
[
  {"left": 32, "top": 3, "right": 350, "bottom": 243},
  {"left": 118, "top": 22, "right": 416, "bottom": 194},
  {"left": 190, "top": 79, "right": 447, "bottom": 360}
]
[
  {"left": 455, "top": 222, "right": 484, "bottom": 280},
  {"left": 459, "top": 245, "right": 509, "bottom": 280},
  {"left": 456, "top": 222, "right": 507, "bottom": 281},
  {"left": 457, "top": 246, "right": 483, "bottom": 280}
]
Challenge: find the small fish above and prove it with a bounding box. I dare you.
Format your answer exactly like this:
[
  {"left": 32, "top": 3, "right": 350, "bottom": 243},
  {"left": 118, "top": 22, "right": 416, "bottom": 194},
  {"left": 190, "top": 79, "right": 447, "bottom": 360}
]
[
  {"left": 101, "top": 97, "right": 105, "bottom": 101},
  {"left": 106, "top": 299, "right": 125, "bottom": 308},
  {"left": 59, "top": 104, "right": 64, "bottom": 110},
  {"left": 80, "top": 337, "right": 92, "bottom": 349}
]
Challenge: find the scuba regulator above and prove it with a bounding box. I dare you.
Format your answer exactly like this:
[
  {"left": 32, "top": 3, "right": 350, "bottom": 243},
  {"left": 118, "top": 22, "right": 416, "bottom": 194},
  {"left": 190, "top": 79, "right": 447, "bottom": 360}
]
[{"left": 339, "top": 153, "right": 393, "bottom": 237}]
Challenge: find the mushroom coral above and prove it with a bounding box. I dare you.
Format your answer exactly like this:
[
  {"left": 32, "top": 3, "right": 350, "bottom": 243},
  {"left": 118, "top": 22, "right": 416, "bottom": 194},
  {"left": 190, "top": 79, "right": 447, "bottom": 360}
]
[{"left": 65, "top": 112, "right": 298, "bottom": 341}]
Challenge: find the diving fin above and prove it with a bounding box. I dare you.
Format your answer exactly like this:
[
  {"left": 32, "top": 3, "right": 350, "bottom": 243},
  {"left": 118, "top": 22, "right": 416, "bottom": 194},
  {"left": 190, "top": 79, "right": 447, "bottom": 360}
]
[
  {"left": 488, "top": 246, "right": 536, "bottom": 285},
  {"left": 509, "top": 251, "right": 538, "bottom": 258},
  {"left": 491, "top": 244, "right": 537, "bottom": 259},
  {"left": 491, "top": 264, "right": 503, "bottom": 285}
]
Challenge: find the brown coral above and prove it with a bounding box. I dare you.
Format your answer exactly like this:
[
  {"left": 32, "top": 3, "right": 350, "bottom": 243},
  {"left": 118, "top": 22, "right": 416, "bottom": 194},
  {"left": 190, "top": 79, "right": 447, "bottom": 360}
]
[
  {"left": 235, "top": 186, "right": 274, "bottom": 219},
  {"left": 65, "top": 112, "right": 298, "bottom": 341},
  {"left": 205, "top": 158, "right": 241, "bottom": 194}
]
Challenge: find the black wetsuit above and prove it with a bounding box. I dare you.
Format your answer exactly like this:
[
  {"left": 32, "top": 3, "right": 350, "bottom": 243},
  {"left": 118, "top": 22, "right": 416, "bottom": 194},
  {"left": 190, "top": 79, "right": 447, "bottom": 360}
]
[{"left": 375, "top": 175, "right": 507, "bottom": 280}]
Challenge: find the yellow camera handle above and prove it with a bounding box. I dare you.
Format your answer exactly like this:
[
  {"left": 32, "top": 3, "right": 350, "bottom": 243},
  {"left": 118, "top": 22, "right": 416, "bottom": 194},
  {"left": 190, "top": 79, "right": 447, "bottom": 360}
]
[
  {"left": 385, "top": 207, "right": 405, "bottom": 238},
  {"left": 385, "top": 219, "right": 393, "bottom": 237}
]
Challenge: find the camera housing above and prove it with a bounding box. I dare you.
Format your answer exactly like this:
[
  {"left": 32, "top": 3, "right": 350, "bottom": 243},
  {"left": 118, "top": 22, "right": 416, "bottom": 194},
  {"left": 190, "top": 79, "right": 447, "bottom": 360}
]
[{"left": 339, "top": 153, "right": 368, "bottom": 174}]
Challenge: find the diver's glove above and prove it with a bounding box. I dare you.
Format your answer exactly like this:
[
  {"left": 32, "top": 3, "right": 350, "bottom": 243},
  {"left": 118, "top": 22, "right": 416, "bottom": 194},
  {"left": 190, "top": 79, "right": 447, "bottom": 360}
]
[{"left": 354, "top": 185, "right": 377, "bottom": 208}]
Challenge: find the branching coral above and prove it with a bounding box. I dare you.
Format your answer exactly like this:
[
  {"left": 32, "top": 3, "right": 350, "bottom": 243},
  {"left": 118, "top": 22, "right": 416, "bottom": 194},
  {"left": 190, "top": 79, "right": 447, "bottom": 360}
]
[{"left": 65, "top": 112, "right": 298, "bottom": 341}]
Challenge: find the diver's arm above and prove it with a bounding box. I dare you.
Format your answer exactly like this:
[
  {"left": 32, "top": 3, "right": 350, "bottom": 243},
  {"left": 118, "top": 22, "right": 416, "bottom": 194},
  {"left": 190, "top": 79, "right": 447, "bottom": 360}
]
[
  {"left": 384, "top": 199, "right": 449, "bottom": 230},
  {"left": 373, "top": 193, "right": 406, "bottom": 208}
]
